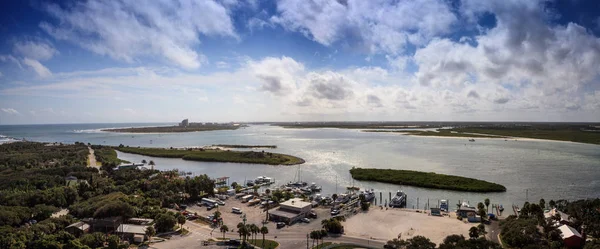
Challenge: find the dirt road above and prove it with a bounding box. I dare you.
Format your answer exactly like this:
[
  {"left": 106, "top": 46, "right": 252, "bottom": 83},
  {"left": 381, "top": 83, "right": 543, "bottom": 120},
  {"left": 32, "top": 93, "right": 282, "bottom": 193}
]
[{"left": 87, "top": 146, "right": 99, "bottom": 169}]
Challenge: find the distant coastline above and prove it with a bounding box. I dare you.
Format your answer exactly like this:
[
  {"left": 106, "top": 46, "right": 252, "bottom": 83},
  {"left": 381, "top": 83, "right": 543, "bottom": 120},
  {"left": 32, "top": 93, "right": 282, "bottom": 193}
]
[
  {"left": 212, "top": 144, "right": 277, "bottom": 149},
  {"left": 102, "top": 125, "right": 239, "bottom": 133}
]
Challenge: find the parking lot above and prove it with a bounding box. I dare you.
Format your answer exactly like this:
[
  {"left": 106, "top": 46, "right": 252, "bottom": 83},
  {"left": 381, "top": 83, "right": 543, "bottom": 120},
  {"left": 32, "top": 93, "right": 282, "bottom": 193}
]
[{"left": 187, "top": 196, "right": 333, "bottom": 235}]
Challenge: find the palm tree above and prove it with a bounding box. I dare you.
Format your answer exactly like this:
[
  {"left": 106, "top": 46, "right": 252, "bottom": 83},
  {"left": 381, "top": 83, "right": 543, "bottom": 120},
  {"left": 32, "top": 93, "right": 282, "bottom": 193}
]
[
  {"left": 142, "top": 159, "right": 147, "bottom": 164},
  {"left": 319, "top": 229, "right": 327, "bottom": 246},
  {"left": 484, "top": 198, "right": 490, "bottom": 212},
  {"left": 260, "top": 226, "right": 269, "bottom": 248},
  {"left": 148, "top": 160, "right": 155, "bottom": 170},
  {"left": 220, "top": 225, "right": 229, "bottom": 239},
  {"left": 251, "top": 224, "right": 259, "bottom": 241},
  {"left": 237, "top": 222, "right": 246, "bottom": 242}
]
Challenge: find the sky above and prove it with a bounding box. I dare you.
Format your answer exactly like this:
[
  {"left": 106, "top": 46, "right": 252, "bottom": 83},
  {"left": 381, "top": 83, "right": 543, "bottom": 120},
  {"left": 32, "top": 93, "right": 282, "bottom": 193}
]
[{"left": 0, "top": 0, "right": 600, "bottom": 124}]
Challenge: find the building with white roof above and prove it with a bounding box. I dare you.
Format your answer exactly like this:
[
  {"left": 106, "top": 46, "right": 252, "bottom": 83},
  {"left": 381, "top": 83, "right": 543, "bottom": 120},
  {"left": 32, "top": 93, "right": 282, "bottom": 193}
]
[{"left": 558, "top": 224, "right": 583, "bottom": 248}]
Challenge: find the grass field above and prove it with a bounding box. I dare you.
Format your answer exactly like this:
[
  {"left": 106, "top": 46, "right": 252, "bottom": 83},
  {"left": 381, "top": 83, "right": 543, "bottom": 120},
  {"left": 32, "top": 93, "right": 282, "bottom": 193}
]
[
  {"left": 116, "top": 147, "right": 305, "bottom": 165},
  {"left": 312, "top": 242, "right": 333, "bottom": 249},
  {"left": 247, "top": 239, "right": 279, "bottom": 249},
  {"left": 350, "top": 168, "right": 506, "bottom": 192}
]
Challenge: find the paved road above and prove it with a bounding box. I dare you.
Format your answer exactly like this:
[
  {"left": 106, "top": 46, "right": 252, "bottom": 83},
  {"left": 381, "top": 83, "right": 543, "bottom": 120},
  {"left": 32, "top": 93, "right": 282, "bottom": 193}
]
[
  {"left": 486, "top": 220, "right": 501, "bottom": 244},
  {"left": 149, "top": 221, "right": 385, "bottom": 249}
]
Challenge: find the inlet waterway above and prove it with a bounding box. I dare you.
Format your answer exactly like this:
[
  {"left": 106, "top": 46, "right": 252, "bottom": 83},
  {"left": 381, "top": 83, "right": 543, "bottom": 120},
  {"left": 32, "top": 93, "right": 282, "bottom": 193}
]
[{"left": 1, "top": 123, "right": 599, "bottom": 210}]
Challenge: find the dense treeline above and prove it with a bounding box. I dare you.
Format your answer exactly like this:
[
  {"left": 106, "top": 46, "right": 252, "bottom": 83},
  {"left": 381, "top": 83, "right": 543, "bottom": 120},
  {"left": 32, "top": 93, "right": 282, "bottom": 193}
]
[
  {"left": 350, "top": 167, "right": 507, "bottom": 192},
  {"left": 0, "top": 142, "right": 88, "bottom": 171},
  {"left": 0, "top": 142, "right": 216, "bottom": 248},
  {"left": 117, "top": 146, "right": 305, "bottom": 165},
  {"left": 500, "top": 199, "right": 600, "bottom": 248}
]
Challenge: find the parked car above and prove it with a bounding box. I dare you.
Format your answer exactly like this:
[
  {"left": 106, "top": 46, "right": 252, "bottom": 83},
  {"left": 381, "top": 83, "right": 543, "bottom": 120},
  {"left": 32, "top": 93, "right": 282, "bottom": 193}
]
[
  {"left": 301, "top": 218, "right": 311, "bottom": 223},
  {"left": 207, "top": 204, "right": 215, "bottom": 211},
  {"left": 308, "top": 211, "right": 317, "bottom": 218},
  {"left": 225, "top": 240, "right": 241, "bottom": 246},
  {"left": 276, "top": 222, "right": 286, "bottom": 229},
  {"left": 331, "top": 209, "right": 340, "bottom": 215}
]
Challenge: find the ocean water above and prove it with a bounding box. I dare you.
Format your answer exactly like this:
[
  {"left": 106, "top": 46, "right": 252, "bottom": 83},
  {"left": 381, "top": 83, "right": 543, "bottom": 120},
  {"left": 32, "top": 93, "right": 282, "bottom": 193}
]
[{"left": 1, "top": 123, "right": 599, "bottom": 210}]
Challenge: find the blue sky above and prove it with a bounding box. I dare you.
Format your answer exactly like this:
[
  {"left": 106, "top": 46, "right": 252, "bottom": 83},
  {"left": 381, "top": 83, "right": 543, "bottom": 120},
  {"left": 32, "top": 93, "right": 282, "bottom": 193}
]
[{"left": 1, "top": 0, "right": 599, "bottom": 124}]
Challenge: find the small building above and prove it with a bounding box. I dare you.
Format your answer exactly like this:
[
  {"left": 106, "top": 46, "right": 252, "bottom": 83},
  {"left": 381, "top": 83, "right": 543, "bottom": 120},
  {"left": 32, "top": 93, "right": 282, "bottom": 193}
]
[
  {"left": 558, "top": 224, "right": 583, "bottom": 248},
  {"left": 83, "top": 217, "right": 123, "bottom": 233},
  {"left": 269, "top": 198, "right": 312, "bottom": 224},
  {"left": 65, "top": 221, "right": 90, "bottom": 237},
  {"left": 544, "top": 208, "right": 571, "bottom": 225},
  {"left": 116, "top": 224, "right": 150, "bottom": 243},
  {"left": 127, "top": 218, "right": 154, "bottom": 225},
  {"left": 456, "top": 206, "right": 477, "bottom": 218}
]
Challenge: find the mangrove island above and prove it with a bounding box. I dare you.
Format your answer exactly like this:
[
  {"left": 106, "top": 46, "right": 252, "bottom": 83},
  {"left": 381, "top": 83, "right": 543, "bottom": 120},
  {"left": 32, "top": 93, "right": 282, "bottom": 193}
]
[
  {"left": 117, "top": 146, "right": 305, "bottom": 165},
  {"left": 349, "top": 167, "right": 506, "bottom": 192}
]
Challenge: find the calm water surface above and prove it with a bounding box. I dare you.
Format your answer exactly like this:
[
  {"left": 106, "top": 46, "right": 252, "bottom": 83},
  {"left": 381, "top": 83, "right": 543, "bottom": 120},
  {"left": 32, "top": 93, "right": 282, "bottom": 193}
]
[{"left": 1, "top": 123, "right": 599, "bottom": 210}]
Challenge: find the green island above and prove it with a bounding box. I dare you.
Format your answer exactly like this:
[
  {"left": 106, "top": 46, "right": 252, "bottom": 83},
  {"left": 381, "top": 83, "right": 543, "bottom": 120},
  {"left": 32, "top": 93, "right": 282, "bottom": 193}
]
[
  {"left": 213, "top": 144, "right": 277, "bottom": 148},
  {"left": 363, "top": 129, "right": 504, "bottom": 138},
  {"left": 102, "top": 125, "right": 240, "bottom": 133},
  {"left": 349, "top": 167, "right": 506, "bottom": 192},
  {"left": 116, "top": 146, "right": 304, "bottom": 165}
]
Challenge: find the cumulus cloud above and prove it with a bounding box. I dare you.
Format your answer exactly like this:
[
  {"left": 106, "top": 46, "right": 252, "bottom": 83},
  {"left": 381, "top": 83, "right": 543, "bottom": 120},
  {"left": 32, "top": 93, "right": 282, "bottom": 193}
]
[
  {"left": 249, "top": 56, "right": 304, "bottom": 95},
  {"left": 1, "top": 108, "right": 20, "bottom": 115},
  {"left": 39, "top": 0, "right": 237, "bottom": 69},
  {"left": 307, "top": 71, "right": 353, "bottom": 101},
  {"left": 271, "top": 0, "right": 457, "bottom": 54}
]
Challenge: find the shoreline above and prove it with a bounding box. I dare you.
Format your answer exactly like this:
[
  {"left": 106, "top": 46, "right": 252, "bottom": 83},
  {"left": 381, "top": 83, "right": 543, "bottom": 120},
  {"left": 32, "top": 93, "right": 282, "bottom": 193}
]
[{"left": 401, "top": 133, "right": 597, "bottom": 146}]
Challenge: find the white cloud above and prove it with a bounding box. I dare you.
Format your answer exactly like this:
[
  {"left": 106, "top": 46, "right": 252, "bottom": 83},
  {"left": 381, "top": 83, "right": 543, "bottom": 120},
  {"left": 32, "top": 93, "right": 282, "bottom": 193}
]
[
  {"left": 271, "top": 0, "right": 457, "bottom": 54},
  {"left": 248, "top": 56, "right": 304, "bottom": 96},
  {"left": 13, "top": 40, "right": 58, "bottom": 61},
  {"left": 1, "top": 108, "right": 20, "bottom": 115},
  {"left": 22, "top": 58, "right": 52, "bottom": 78},
  {"left": 40, "top": 0, "right": 237, "bottom": 69}
]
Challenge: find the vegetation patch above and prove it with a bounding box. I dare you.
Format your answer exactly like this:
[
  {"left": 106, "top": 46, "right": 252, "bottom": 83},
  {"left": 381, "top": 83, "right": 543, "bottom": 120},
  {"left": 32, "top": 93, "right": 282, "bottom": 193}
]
[
  {"left": 247, "top": 239, "right": 279, "bottom": 249},
  {"left": 350, "top": 168, "right": 506, "bottom": 192},
  {"left": 91, "top": 145, "right": 129, "bottom": 166},
  {"left": 117, "top": 146, "right": 305, "bottom": 165}
]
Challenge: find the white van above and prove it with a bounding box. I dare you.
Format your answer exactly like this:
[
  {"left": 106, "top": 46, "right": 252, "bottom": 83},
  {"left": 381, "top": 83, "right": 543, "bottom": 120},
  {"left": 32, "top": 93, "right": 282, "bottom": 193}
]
[{"left": 232, "top": 207, "right": 242, "bottom": 214}]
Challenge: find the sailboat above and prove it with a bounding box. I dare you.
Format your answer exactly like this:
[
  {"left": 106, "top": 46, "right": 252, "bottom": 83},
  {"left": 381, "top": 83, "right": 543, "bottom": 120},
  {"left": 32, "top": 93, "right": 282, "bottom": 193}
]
[{"left": 346, "top": 171, "right": 359, "bottom": 191}]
